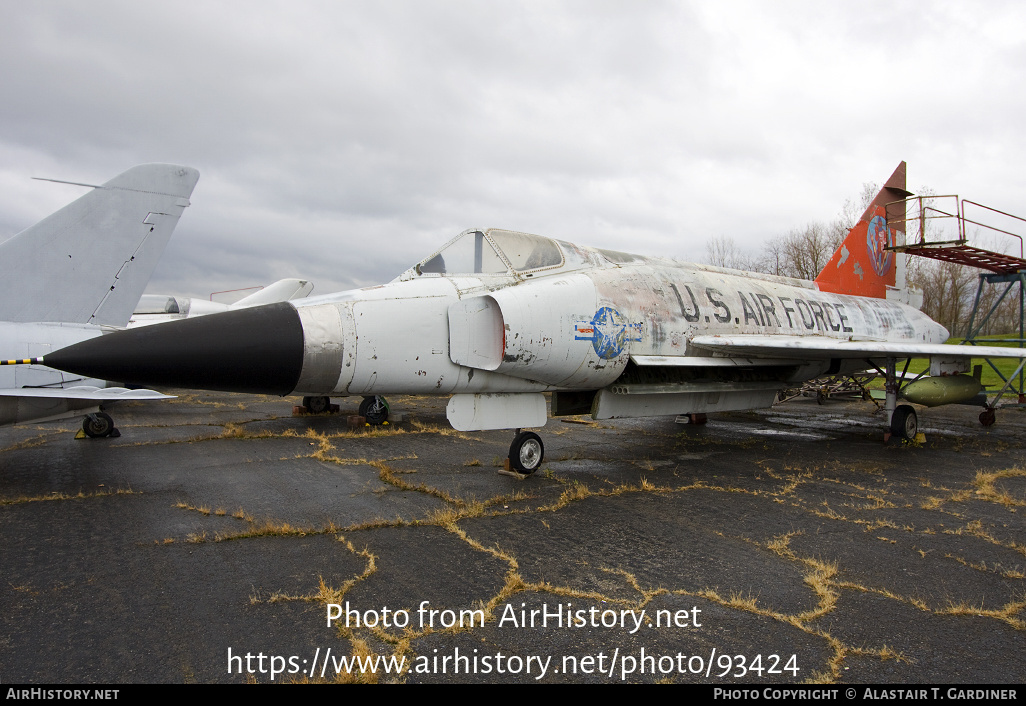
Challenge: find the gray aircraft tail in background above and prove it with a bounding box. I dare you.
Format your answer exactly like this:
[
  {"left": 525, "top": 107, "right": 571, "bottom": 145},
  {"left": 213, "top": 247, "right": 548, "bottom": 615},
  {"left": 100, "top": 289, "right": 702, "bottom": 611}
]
[{"left": 0, "top": 164, "right": 200, "bottom": 434}]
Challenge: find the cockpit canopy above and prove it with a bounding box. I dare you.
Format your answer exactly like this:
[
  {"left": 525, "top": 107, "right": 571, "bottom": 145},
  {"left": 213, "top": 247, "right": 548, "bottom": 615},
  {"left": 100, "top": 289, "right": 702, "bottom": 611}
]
[
  {"left": 134, "top": 295, "right": 182, "bottom": 315},
  {"left": 415, "top": 229, "right": 564, "bottom": 276}
]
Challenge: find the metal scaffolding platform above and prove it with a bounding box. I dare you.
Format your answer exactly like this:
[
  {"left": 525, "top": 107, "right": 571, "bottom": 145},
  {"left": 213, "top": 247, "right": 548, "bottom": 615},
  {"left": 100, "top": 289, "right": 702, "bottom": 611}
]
[{"left": 888, "top": 195, "right": 1026, "bottom": 412}]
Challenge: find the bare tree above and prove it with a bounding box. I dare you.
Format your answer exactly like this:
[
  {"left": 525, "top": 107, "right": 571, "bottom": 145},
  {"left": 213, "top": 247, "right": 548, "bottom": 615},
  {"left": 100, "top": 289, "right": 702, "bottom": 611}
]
[
  {"left": 705, "top": 223, "right": 842, "bottom": 280},
  {"left": 760, "top": 223, "right": 843, "bottom": 280},
  {"left": 902, "top": 191, "right": 1026, "bottom": 337},
  {"left": 719, "top": 183, "right": 876, "bottom": 280},
  {"left": 913, "top": 259, "right": 977, "bottom": 336},
  {"left": 837, "top": 182, "right": 879, "bottom": 232},
  {"left": 704, "top": 181, "right": 1025, "bottom": 339},
  {"left": 705, "top": 235, "right": 762, "bottom": 271}
]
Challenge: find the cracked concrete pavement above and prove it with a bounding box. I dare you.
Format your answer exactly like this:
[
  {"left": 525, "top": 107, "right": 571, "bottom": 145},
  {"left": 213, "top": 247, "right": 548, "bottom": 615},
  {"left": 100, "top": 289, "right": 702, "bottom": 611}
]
[{"left": 1, "top": 391, "right": 1024, "bottom": 683}]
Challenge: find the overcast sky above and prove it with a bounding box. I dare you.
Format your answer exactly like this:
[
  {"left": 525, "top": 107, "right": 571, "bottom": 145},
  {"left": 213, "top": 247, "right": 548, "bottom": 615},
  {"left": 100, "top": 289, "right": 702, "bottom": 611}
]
[{"left": 1, "top": 1, "right": 1024, "bottom": 300}]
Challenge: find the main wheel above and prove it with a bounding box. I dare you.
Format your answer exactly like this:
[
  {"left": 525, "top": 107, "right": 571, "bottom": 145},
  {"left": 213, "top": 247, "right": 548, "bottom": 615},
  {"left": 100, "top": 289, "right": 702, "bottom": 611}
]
[
  {"left": 303, "top": 396, "right": 330, "bottom": 414},
  {"left": 83, "top": 412, "right": 114, "bottom": 438},
  {"left": 890, "top": 404, "right": 918, "bottom": 440},
  {"left": 509, "top": 431, "right": 544, "bottom": 475},
  {"left": 979, "top": 409, "right": 996, "bottom": 427},
  {"left": 359, "top": 396, "right": 389, "bottom": 425}
]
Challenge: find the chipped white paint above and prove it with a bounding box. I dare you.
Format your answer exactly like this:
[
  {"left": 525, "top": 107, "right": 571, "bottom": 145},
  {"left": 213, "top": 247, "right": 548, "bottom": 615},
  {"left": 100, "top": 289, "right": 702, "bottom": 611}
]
[{"left": 287, "top": 227, "right": 1026, "bottom": 430}]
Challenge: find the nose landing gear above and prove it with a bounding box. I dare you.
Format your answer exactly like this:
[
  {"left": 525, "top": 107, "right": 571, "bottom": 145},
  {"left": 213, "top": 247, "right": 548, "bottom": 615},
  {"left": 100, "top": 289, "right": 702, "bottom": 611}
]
[{"left": 508, "top": 429, "right": 544, "bottom": 475}]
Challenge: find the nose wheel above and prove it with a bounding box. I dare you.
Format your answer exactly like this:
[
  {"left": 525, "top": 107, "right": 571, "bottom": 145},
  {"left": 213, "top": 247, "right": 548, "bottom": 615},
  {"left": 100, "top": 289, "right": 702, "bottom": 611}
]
[
  {"left": 508, "top": 430, "right": 544, "bottom": 475},
  {"left": 82, "top": 412, "right": 118, "bottom": 438}
]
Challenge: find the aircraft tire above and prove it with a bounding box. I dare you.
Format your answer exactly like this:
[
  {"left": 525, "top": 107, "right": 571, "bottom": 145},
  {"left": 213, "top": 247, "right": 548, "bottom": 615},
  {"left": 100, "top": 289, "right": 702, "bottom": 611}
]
[
  {"left": 83, "top": 412, "right": 115, "bottom": 438},
  {"left": 890, "top": 404, "right": 918, "bottom": 441},
  {"left": 509, "top": 431, "right": 544, "bottom": 475},
  {"left": 359, "top": 396, "right": 389, "bottom": 425},
  {"left": 303, "top": 396, "right": 330, "bottom": 414},
  {"left": 979, "top": 409, "right": 996, "bottom": 427}
]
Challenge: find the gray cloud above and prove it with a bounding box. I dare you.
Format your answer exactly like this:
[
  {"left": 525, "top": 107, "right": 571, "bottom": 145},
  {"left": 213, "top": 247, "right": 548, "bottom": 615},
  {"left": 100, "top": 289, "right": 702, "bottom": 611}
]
[{"left": 1, "top": 0, "right": 1024, "bottom": 299}]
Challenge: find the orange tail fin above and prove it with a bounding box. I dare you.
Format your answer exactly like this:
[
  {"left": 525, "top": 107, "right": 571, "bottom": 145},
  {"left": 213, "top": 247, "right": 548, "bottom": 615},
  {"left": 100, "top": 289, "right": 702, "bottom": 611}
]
[{"left": 815, "top": 161, "right": 912, "bottom": 298}]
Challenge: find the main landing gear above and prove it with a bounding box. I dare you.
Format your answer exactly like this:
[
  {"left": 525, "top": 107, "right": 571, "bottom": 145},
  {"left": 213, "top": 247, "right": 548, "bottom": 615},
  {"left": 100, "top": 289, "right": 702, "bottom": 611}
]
[
  {"left": 879, "top": 358, "right": 918, "bottom": 442},
  {"left": 508, "top": 429, "right": 544, "bottom": 475},
  {"left": 359, "top": 396, "right": 389, "bottom": 425},
  {"left": 82, "top": 411, "right": 119, "bottom": 438},
  {"left": 890, "top": 404, "right": 918, "bottom": 441},
  {"left": 876, "top": 357, "right": 1010, "bottom": 440},
  {"left": 302, "top": 395, "right": 331, "bottom": 414},
  {"left": 301, "top": 395, "right": 390, "bottom": 424}
]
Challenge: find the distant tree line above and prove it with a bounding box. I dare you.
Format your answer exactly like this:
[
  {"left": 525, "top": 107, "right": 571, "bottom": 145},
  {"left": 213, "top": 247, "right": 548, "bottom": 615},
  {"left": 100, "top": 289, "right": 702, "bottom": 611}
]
[{"left": 704, "top": 184, "right": 1022, "bottom": 339}]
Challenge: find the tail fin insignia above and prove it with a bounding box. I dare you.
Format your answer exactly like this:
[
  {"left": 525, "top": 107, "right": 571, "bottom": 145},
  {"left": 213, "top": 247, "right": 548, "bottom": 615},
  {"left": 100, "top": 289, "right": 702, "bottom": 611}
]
[{"left": 815, "top": 161, "right": 912, "bottom": 298}]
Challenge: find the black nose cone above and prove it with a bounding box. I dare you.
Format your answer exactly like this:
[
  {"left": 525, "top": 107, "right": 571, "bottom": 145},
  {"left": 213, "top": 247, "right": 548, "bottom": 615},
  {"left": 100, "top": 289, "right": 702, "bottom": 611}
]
[{"left": 46, "top": 302, "right": 305, "bottom": 395}]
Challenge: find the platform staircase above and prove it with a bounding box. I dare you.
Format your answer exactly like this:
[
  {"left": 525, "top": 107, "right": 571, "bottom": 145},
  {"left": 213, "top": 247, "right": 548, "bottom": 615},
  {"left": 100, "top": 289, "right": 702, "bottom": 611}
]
[{"left": 888, "top": 195, "right": 1026, "bottom": 412}]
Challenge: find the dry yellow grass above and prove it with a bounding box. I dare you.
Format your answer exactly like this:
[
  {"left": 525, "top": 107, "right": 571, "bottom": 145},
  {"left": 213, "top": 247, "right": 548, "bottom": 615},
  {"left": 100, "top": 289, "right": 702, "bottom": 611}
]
[
  {"left": 1, "top": 488, "right": 139, "bottom": 506},
  {"left": 973, "top": 469, "right": 1026, "bottom": 508},
  {"left": 137, "top": 412, "right": 1016, "bottom": 683}
]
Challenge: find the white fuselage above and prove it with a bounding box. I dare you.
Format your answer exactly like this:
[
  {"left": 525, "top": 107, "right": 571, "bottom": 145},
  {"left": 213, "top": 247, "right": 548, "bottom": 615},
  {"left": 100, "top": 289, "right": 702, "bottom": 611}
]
[
  {"left": 29, "top": 229, "right": 960, "bottom": 432},
  {"left": 289, "top": 255, "right": 947, "bottom": 398}
]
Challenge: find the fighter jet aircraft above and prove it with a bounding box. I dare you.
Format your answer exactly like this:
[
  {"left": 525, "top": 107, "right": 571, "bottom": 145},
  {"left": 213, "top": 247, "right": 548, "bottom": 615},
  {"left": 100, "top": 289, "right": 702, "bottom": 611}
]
[
  {"left": 0, "top": 164, "right": 199, "bottom": 436},
  {"left": 25, "top": 163, "right": 1026, "bottom": 470},
  {"left": 129, "top": 278, "right": 314, "bottom": 328}
]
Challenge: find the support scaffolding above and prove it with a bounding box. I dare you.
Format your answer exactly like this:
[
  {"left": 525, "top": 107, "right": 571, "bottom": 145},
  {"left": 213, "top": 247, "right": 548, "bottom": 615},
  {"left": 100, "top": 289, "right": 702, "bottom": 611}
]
[
  {"left": 963, "top": 271, "right": 1026, "bottom": 407},
  {"left": 888, "top": 195, "right": 1026, "bottom": 413}
]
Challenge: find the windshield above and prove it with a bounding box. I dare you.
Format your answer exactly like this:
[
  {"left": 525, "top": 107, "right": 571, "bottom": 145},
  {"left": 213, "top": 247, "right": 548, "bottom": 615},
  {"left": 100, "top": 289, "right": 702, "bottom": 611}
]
[
  {"left": 418, "top": 230, "right": 509, "bottom": 275},
  {"left": 414, "top": 229, "right": 565, "bottom": 276}
]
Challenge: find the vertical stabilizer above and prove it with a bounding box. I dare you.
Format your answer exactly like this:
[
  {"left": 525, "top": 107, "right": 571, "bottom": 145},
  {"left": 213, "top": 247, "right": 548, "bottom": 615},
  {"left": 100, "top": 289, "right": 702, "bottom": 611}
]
[
  {"left": 815, "top": 162, "right": 912, "bottom": 299},
  {"left": 0, "top": 164, "right": 200, "bottom": 325}
]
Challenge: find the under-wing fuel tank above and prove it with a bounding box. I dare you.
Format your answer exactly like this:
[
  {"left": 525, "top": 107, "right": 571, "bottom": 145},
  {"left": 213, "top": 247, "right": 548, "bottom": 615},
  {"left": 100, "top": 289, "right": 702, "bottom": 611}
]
[{"left": 900, "top": 374, "right": 983, "bottom": 407}]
